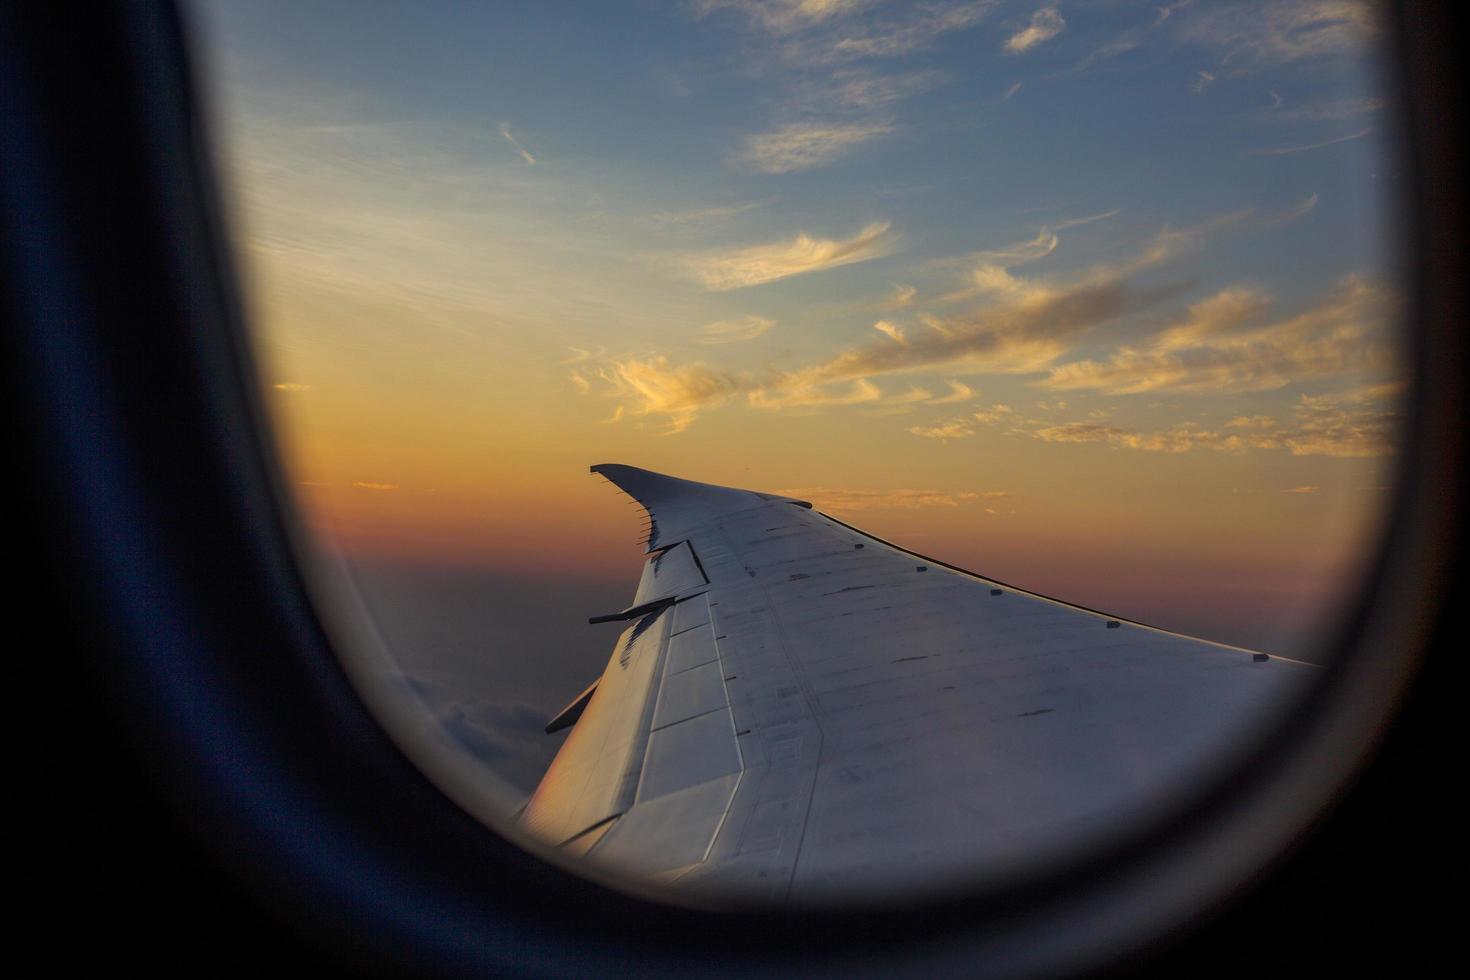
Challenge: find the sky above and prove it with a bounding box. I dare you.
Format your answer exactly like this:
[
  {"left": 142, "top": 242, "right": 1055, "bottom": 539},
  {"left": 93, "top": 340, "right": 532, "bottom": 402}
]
[{"left": 188, "top": 0, "right": 1404, "bottom": 801}]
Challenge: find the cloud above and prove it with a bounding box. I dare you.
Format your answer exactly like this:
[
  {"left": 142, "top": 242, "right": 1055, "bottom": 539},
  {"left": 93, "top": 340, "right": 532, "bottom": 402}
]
[
  {"left": 736, "top": 119, "right": 893, "bottom": 173},
  {"left": 789, "top": 261, "right": 1193, "bottom": 387},
  {"left": 908, "top": 419, "right": 976, "bottom": 441},
  {"left": 889, "top": 385, "right": 933, "bottom": 403},
  {"left": 1265, "top": 97, "right": 1386, "bottom": 122},
  {"left": 1070, "top": 0, "right": 1191, "bottom": 73},
  {"left": 698, "top": 314, "right": 777, "bottom": 344},
  {"left": 596, "top": 356, "right": 744, "bottom": 433},
  {"left": 632, "top": 215, "right": 1224, "bottom": 428},
  {"left": 1272, "top": 386, "right": 1402, "bottom": 457},
  {"left": 1191, "top": 70, "right": 1216, "bottom": 95},
  {"left": 497, "top": 123, "right": 536, "bottom": 165},
  {"left": 694, "top": 0, "right": 875, "bottom": 35},
  {"left": 352, "top": 481, "right": 401, "bottom": 491},
  {"left": 883, "top": 283, "right": 917, "bottom": 308},
  {"left": 973, "top": 227, "right": 1060, "bottom": 266},
  {"left": 932, "top": 211, "right": 1121, "bottom": 305},
  {"left": 560, "top": 346, "right": 606, "bottom": 365},
  {"left": 651, "top": 199, "right": 771, "bottom": 224},
  {"left": 748, "top": 377, "right": 883, "bottom": 410},
  {"left": 1030, "top": 420, "right": 1269, "bottom": 454},
  {"left": 678, "top": 221, "right": 898, "bottom": 290},
  {"left": 825, "top": 1, "right": 996, "bottom": 60},
  {"left": 595, "top": 208, "right": 1338, "bottom": 434},
  {"left": 272, "top": 382, "right": 311, "bottom": 391},
  {"left": 972, "top": 403, "right": 1014, "bottom": 424},
  {"left": 873, "top": 320, "right": 906, "bottom": 343},
  {"left": 859, "top": 384, "right": 938, "bottom": 416},
  {"left": 1250, "top": 127, "right": 1372, "bottom": 156},
  {"left": 1001, "top": 81, "right": 1023, "bottom": 102},
  {"left": 1039, "top": 276, "right": 1395, "bottom": 395},
  {"left": 1179, "top": 0, "right": 1377, "bottom": 70},
  {"left": 932, "top": 379, "right": 975, "bottom": 403},
  {"left": 1004, "top": 8, "right": 1066, "bottom": 54},
  {"left": 1281, "top": 485, "right": 1321, "bottom": 494},
  {"left": 1029, "top": 384, "right": 1400, "bottom": 458},
  {"left": 698, "top": 0, "right": 993, "bottom": 65},
  {"left": 815, "top": 67, "right": 944, "bottom": 109},
  {"left": 770, "top": 486, "right": 1006, "bottom": 511}
]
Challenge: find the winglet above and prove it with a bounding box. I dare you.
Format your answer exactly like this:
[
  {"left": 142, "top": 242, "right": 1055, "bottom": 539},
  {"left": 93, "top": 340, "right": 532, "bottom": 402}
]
[{"left": 591, "top": 463, "right": 806, "bottom": 552}]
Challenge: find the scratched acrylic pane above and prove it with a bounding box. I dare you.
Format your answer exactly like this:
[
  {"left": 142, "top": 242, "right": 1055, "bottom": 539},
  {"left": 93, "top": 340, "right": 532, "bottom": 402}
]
[{"left": 187, "top": 1, "right": 1406, "bottom": 905}]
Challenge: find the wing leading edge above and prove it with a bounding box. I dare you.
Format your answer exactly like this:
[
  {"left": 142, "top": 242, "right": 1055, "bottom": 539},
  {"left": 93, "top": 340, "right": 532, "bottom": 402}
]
[{"left": 520, "top": 464, "right": 1314, "bottom": 904}]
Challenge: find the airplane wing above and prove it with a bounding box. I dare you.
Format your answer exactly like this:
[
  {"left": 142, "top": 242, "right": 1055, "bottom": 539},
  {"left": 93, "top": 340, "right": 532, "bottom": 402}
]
[{"left": 520, "top": 464, "right": 1314, "bottom": 905}]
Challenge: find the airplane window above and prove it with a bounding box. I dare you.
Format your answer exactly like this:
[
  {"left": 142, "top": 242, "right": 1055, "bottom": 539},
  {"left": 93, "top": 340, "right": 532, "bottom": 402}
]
[{"left": 183, "top": 0, "right": 1407, "bottom": 909}]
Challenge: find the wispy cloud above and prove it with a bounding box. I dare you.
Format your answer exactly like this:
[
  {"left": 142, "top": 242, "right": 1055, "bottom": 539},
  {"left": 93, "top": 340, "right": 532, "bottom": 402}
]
[
  {"left": 352, "top": 481, "right": 401, "bottom": 491},
  {"left": 862, "top": 384, "right": 937, "bottom": 415},
  {"left": 560, "top": 346, "right": 606, "bottom": 365},
  {"left": 748, "top": 377, "right": 883, "bottom": 410},
  {"left": 650, "top": 199, "right": 771, "bottom": 224},
  {"left": 736, "top": 119, "right": 893, "bottom": 173},
  {"left": 1281, "top": 485, "right": 1321, "bottom": 494},
  {"left": 883, "top": 283, "right": 917, "bottom": 309},
  {"left": 695, "top": 0, "right": 994, "bottom": 68},
  {"left": 971, "top": 403, "right": 1014, "bottom": 424},
  {"left": 595, "top": 357, "right": 744, "bottom": 433},
  {"left": 1027, "top": 384, "right": 1400, "bottom": 458},
  {"left": 1264, "top": 97, "right": 1386, "bottom": 122},
  {"left": 1040, "top": 275, "right": 1395, "bottom": 395},
  {"left": 1000, "top": 81, "right": 1023, "bottom": 102},
  {"left": 698, "top": 314, "right": 777, "bottom": 344},
  {"left": 789, "top": 219, "right": 1220, "bottom": 386},
  {"left": 1004, "top": 7, "right": 1066, "bottom": 55},
  {"left": 1191, "top": 70, "right": 1216, "bottom": 95},
  {"left": 824, "top": 1, "right": 997, "bottom": 61},
  {"left": 771, "top": 486, "right": 1007, "bottom": 511},
  {"left": 1069, "top": 0, "right": 1192, "bottom": 73},
  {"left": 272, "top": 382, "right": 312, "bottom": 391},
  {"left": 607, "top": 213, "right": 1224, "bottom": 429},
  {"left": 813, "top": 67, "right": 945, "bottom": 109},
  {"left": 594, "top": 207, "right": 1350, "bottom": 435},
  {"left": 1179, "top": 0, "right": 1377, "bottom": 70},
  {"left": 872, "top": 320, "right": 906, "bottom": 343},
  {"left": 694, "top": 0, "right": 875, "bottom": 36},
  {"left": 932, "top": 210, "right": 1122, "bottom": 305},
  {"left": 908, "top": 419, "right": 976, "bottom": 441},
  {"left": 1250, "top": 127, "right": 1372, "bottom": 156},
  {"left": 497, "top": 123, "right": 536, "bottom": 165},
  {"left": 677, "top": 220, "right": 898, "bottom": 290},
  {"left": 932, "top": 379, "right": 975, "bottom": 403}
]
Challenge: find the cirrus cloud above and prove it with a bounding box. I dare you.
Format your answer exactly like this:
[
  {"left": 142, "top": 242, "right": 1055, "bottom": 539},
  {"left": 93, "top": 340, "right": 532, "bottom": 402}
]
[
  {"left": 1038, "top": 276, "right": 1395, "bottom": 396},
  {"left": 736, "top": 119, "right": 894, "bottom": 174},
  {"left": 677, "top": 221, "right": 898, "bottom": 290},
  {"left": 698, "top": 314, "right": 777, "bottom": 344},
  {"left": 1004, "top": 7, "right": 1065, "bottom": 54}
]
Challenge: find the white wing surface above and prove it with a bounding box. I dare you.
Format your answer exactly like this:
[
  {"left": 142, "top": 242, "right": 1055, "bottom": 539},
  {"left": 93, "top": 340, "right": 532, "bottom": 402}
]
[{"left": 521, "top": 465, "right": 1313, "bottom": 905}]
